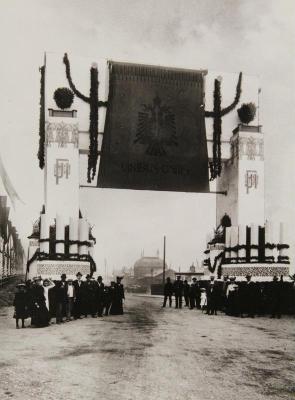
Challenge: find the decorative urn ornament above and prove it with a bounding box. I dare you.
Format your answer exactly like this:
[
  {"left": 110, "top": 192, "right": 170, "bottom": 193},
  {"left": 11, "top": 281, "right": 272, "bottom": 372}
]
[
  {"left": 237, "top": 102, "right": 256, "bottom": 124},
  {"left": 53, "top": 87, "right": 74, "bottom": 109}
]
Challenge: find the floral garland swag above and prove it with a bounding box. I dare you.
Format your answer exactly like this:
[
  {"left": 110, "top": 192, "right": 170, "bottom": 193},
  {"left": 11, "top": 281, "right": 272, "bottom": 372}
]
[
  {"left": 63, "top": 53, "right": 108, "bottom": 183},
  {"left": 205, "top": 72, "right": 242, "bottom": 180}
]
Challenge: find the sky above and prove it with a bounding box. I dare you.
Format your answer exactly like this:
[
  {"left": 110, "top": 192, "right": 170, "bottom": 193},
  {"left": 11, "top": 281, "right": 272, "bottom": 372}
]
[{"left": 0, "top": 0, "right": 294, "bottom": 273}]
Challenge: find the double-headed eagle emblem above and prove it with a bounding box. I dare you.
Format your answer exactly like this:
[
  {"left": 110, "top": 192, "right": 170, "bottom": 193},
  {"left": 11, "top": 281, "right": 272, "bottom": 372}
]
[{"left": 134, "top": 96, "right": 178, "bottom": 156}]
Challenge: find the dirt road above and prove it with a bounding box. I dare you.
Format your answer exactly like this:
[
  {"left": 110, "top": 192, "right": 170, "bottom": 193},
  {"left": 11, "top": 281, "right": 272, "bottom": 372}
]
[{"left": 0, "top": 294, "right": 294, "bottom": 400}]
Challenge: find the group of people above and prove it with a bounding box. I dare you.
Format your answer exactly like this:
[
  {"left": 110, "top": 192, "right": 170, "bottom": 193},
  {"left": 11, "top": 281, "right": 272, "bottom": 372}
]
[
  {"left": 13, "top": 273, "right": 125, "bottom": 329},
  {"left": 163, "top": 274, "right": 287, "bottom": 318}
]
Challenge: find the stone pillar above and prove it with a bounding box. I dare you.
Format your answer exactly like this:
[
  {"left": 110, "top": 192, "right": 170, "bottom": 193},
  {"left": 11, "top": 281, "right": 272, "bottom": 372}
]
[
  {"left": 79, "top": 218, "right": 88, "bottom": 255},
  {"left": 250, "top": 224, "right": 259, "bottom": 262},
  {"left": 230, "top": 226, "right": 239, "bottom": 263},
  {"left": 55, "top": 214, "right": 65, "bottom": 254},
  {"left": 216, "top": 125, "right": 264, "bottom": 227},
  {"left": 265, "top": 220, "right": 273, "bottom": 261},
  {"left": 238, "top": 225, "right": 246, "bottom": 262},
  {"left": 40, "top": 213, "right": 49, "bottom": 254},
  {"left": 69, "top": 217, "right": 78, "bottom": 255},
  {"left": 225, "top": 227, "right": 231, "bottom": 261}
]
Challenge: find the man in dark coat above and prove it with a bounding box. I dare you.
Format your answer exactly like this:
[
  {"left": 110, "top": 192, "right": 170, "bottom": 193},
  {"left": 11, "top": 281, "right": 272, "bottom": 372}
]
[
  {"left": 103, "top": 284, "right": 113, "bottom": 316},
  {"left": 162, "top": 277, "right": 173, "bottom": 307},
  {"left": 269, "top": 275, "right": 283, "bottom": 318},
  {"left": 84, "top": 274, "right": 97, "bottom": 317},
  {"left": 96, "top": 276, "right": 105, "bottom": 317},
  {"left": 60, "top": 273, "right": 68, "bottom": 319},
  {"left": 173, "top": 276, "right": 183, "bottom": 309},
  {"left": 110, "top": 277, "right": 125, "bottom": 315},
  {"left": 183, "top": 280, "right": 190, "bottom": 307},
  {"left": 189, "top": 278, "right": 200, "bottom": 309},
  {"left": 241, "top": 274, "right": 257, "bottom": 318},
  {"left": 55, "top": 280, "right": 65, "bottom": 324},
  {"left": 73, "top": 272, "right": 84, "bottom": 319},
  {"left": 206, "top": 276, "right": 220, "bottom": 315}
]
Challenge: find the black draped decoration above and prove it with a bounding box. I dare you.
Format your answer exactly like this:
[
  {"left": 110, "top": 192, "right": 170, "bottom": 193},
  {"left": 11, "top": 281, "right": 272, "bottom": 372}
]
[{"left": 98, "top": 62, "right": 209, "bottom": 193}]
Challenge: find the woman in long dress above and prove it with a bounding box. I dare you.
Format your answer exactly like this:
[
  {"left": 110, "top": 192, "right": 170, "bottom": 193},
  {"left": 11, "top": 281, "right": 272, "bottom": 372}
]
[
  {"left": 110, "top": 277, "right": 125, "bottom": 315},
  {"left": 30, "top": 277, "right": 50, "bottom": 328}
]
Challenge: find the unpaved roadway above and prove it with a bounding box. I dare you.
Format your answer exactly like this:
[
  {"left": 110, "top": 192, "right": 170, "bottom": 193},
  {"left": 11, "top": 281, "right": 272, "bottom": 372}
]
[{"left": 0, "top": 294, "right": 294, "bottom": 400}]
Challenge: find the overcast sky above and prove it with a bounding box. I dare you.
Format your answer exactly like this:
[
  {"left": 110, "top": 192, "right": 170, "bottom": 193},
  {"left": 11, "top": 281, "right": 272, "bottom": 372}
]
[{"left": 0, "top": 0, "right": 294, "bottom": 273}]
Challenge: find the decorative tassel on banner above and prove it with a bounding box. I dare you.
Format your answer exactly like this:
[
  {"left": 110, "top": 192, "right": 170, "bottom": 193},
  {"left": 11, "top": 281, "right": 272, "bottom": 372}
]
[
  {"left": 63, "top": 53, "right": 108, "bottom": 182},
  {"left": 205, "top": 72, "right": 242, "bottom": 180}
]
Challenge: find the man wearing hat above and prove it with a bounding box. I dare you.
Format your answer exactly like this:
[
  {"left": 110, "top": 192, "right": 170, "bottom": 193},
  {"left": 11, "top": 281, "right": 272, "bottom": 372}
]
[
  {"left": 241, "top": 274, "right": 257, "bottom": 318},
  {"left": 73, "top": 272, "right": 84, "bottom": 319},
  {"left": 206, "top": 276, "right": 220, "bottom": 315},
  {"left": 226, "top": 277, "right": 240, "bottom": 316},
  {"left": 162, "top": 277, "right": 173, "bottom": 308},
  {"left": 110, "top": 277, "right": 125, "bottom": 315},
  {"left": 66, "top": 279, "right": 76, "bottom": 321},
  {"left": 59, "top": 273, "right": 68, "bottom": 320},
  {"left": 173, "top": 275, "right": 184, "bottom": 309},
  {"left": 96, "top": 276, "right": 105, "bottom": 317},
  {"left": 84, "top": 274, "right": 97, "bottom": 317},
  {"left": 189, "top": 278, "right": 200, "bottom": 310},
  {"left": 269, "top": 275, "right": 283, "bottom": 319}
]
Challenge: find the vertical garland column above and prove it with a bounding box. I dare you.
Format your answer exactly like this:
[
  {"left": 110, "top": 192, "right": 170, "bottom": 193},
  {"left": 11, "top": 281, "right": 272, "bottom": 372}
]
[
  {"left": 250, "top": 224, "right": 259, "bottom": 262},
  {"left": 69, "top": 217, "right": 78, "bottom": 256},
  {"left": 238, "top": 225, "right": 246, "bottom": 262},
  {"left": 230, "top": 227, "right": 239, "bottom": 263},
  {"left": 278, "top": 222, "right": 287, "bottom": 262},
  {"left": 89, "top": 240, "right": 94, "bottom": 258},
  {"left": 56, "top": 214, "right": 65, "bottom": 254},
  {"left": 225, "top": 227, "right": 231, "bottom": 262},
  {"left": 40, "top": 213, "right": 49, "bottom": 254},
  {"left": 79, "top": 218, "right": 88, "bottom": 256},
  {"left": 265, "top": 220, "right": 274, "bottom": 262}
]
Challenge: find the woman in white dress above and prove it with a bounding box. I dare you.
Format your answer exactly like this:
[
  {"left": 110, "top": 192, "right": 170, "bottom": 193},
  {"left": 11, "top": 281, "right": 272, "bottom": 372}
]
[
  {"left": 42, "top": 278, "right": 55, "bottom": 311},
  {"left": 200, "top": 288, "right": 207, "bottom": 313}
]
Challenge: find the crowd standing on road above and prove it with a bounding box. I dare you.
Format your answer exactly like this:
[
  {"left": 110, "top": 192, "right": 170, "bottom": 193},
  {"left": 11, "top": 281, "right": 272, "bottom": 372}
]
[
  {"left": 162, "top": 274, "right": 292, "bottom": 319},
  {"left": 13, "top": 273, "right": 125, "bottom": 329}
]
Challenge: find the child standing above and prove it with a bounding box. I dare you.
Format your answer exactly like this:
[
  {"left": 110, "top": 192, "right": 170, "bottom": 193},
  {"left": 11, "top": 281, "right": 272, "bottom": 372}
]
[
  {"left": 200, "top": 288, "right": 207, "bottom": 313},
  {"left": 13, "top": 283, "right": 29, "bottom": 329}
]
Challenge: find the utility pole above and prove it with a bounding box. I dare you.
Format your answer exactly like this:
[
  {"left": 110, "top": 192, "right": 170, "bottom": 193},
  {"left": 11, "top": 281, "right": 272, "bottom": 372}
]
[{"left": 162, "top": 235, "right": 166, "bottom": 287}]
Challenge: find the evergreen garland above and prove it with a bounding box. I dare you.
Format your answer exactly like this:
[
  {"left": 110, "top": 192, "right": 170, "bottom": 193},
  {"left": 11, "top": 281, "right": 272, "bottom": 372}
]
[
  {"left": 209, "top": 79, "right": 222, "bottom": 180},
  {"left": 203, "top": 251, "right": 224, "bottom": 273},
  {"left": 37, "top": 65, "right": 45, "bottom": 169},
  {"left": 89, "top": 65, "right": 99, "bottom": 181},
  {"left": 205, "top": 72, "right": 242, "bottom": 180},
  {"left": 63, "top": 54, "right": 107, "bottom": 182}
]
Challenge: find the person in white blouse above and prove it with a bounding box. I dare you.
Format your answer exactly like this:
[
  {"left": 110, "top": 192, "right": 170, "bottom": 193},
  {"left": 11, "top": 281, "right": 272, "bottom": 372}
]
[
  {"left": 66, "top": 279, "right": 76, "bottom": 321},
  {"left": 42, "top": 278, "right": 55, "bottom": 312}
]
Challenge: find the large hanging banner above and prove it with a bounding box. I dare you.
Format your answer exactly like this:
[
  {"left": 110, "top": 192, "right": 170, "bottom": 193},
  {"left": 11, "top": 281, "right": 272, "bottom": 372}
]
[{"left": 97, "top": 62, "right": 209, "bottom": 192}]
